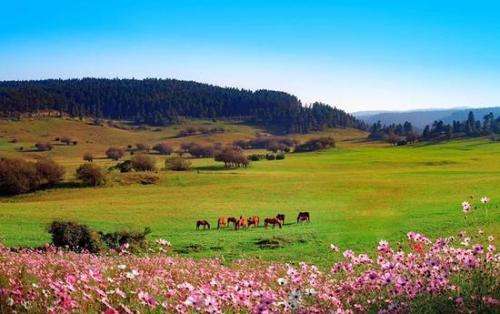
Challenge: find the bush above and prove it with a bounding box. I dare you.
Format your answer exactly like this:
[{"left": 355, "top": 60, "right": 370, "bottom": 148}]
[
  {"left": 135, "top": 143, "right": 150, "bottom": 151},
  {"left": 76, "top": 163, "right": 106, "bottom": 186},
  {"left": 35, "top": 142, "right": 53, "bottom": 151},
  {"left": 131, "top": 154, "right": 157, "bottom": 171},
  {"left": 295, "top": 137, "right": 335, "bottom": 152},
  {"left": 276, "top": 152, "right": 286, "bottom": 160},
  {"left": 0, "top": 157, "right": 64, "bottom": 195},
  {"left": 248, "top": 154, "right": 265, "bottom": 161},
  {"left": 105, "top": 147, "right": 125, "bottom": 160},
  {"left": 60, "top": 137, "right": 72, "bottom": 145},
  {"left": 48, "top": 221, "right": 103, "bottom": 253},
  {"left": 265, "top": 153, "right": 276, "bottom": 160},
  {"left": 83, "top": 152, "right": 94, "bottom": 162},
  {"left": 101, "top": 227, "right": 151, "bottom": 251},
  {"left": 165, "top": 156, "right": 191, "bottom": 171},
  {"left": 35, "top": 158, "right": 65, "bottom": 186},
  {"left": 153, "top": 142, "right": 173, "bottom": 155},
  {"left": 185, "top": 143, "right": 215, "bottom": 158},
  {"left": 116, "top": 160, "right": 134, "bottom": 173}
]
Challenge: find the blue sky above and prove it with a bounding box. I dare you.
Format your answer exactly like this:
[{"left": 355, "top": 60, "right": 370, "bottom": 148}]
[{"left": 1, "top": 0, "right": 499, "bottom": 112}]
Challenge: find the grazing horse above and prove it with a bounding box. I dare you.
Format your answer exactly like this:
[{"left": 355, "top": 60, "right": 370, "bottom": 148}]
[
  {"left": 217, "top": 217, "right": 228, "bottom": 229},
  {"left": 196, "top": 220, "right": 211, "bottom": 230},
  {"left": 235, "top": 216, "right": 248, "bottom": 230},
  {"left": 276, "top": 214, "right": 285, "bottom": 224},
  {"left": 297, "top": 212, "right": 310, "bottom": 223},
  {"left": 227, "top": 217, "right": 238, "bottom": 227},
  {"left": 264, "top": 218, "right": 282, "bottom": 229},
  {"left": 248, "top": 216, "right": 260, "bottom": 228}
]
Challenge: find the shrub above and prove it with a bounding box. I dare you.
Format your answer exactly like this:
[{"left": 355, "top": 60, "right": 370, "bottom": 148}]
[
  {"left": 131, "top": 154, "right": 157, "bottom": 171},
  {"left": 35, "top": 158, "right": 65, "bottom": 186},
  {"left": 60, "top": 137, "right": 72, "bottom": 145},
  {"left": 135, "top": 143, "right": 150, "bottom": 152},
  {"left": 105, "top": 147, "right": 125, "bottom": 160},
  {"left": 248, "top": 154, "right": 265, "bottom": 161},
  {"left": 0, "top": 158, "right": 39, "bottom": 195},
  {"left": 48, "top": 221, "right": 103, "bottom": 253},
  {"left": 186, "top": 143, "right": 215, "bottom": 158},
  {"left": 35, "top": 142, "right": 53, "bottom": 151},
  {"left": 276, "top": 152, "right": 286, "bottom": 160},
  {"left": 0, "top": 157, "right": 64, "bottom": 195},
  {"left": 265, "top": 153, "right": 276, "bottom": 160},
  {"left": 165, "top": 156, "right": 191, "bottom": 171},
  {"left": 295, "top": 137, "right": 335, "bottom": 152},
  {"left": 116, "top": 160, "right": 134, "bottom": 173},
  {"left": 83, "top": 152, "right": 94, "bottom": 162},
  {"left": 76, "top": 163, "right": 106, "bottom": 186},
  {"left": 153, "top": 142, "right": 173, "bottom": 155},
  {"left": 101, "top": 227, "right": 151, "bottom": 251}
]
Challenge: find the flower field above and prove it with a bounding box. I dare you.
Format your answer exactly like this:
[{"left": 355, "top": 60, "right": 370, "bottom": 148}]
[{"left": 1, "top": 229, "right": 498, "bottom": 313}]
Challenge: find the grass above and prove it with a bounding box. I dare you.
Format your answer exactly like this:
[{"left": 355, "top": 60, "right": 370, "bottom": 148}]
[{"left": 0, "top": 118, "right": 499, "bottom": 267}]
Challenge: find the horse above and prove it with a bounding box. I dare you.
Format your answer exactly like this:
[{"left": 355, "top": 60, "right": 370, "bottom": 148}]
[
  {"left": 297, "top": 212, "right": 310, "bottom": 223},
  {"left": 235, "top": 216, "right": 248, "bottom": 230},
  {"left": 276, "top": 214, "right": 285, "bottom": 224},
  {"left": 217, "top": 217, "right": 228, "bottom": 229},
  {"left": 248, "top": 216, "right": 260, "bottom": 228},
  {"left": 227, "top": 217, "right": 238, "bottom": 227},
  {"left": 196, "top": 220, "right": 211, "bottom": 230},
  {"left": 264, "top": 218, "right": 282, "bottom": 229}
]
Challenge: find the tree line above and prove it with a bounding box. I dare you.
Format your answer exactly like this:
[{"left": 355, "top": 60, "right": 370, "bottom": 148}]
[
  {"left": 368, "top": 111, "right": 500, "bottom": 143},
  {"left": 0, "top": 78, "right": 366, "bottom": 134}
]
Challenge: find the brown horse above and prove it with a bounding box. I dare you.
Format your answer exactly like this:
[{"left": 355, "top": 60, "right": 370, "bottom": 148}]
[
  {"left": 248, "top": 216, "right": 260, "bottom": 228},
  {"left": 196, "top": 220, "right": 211, "bottom": 230},
  {"left": 227, "top": 217, "right": 238, "bottom": 227},
  {"left": 297, "top": 212, "right": 310, "bottom": 223},
  {"left": 264, "top": 218, "right": 282, "bottom": 229},
  {"left": 276, "top": 214, "right": 285, "bottom": 224},
  {"left": 217, "top": 217, "right": 228, "bottom": 229},
  {"left": 235, "top": 216, "right": 248, "bottom": 230}
]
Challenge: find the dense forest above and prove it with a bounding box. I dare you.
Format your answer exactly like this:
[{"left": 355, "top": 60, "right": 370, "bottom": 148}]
[
  {"left": 368, "top": 111, "right": 500, "bottom": 143},
  {"left": 0, "top": 78, "right": 366, "bottom": 134}
]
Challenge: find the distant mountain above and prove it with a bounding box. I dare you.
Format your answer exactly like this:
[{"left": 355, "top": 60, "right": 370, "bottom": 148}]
[{"left": 354, "top": 107, "right": 500, "bottom": 129}]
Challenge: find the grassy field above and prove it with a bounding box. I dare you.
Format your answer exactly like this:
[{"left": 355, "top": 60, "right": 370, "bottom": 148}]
[{"left": 0, "top": 118, "right": 499, "bottom": 267}]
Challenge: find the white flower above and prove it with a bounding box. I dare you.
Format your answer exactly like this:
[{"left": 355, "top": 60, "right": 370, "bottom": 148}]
[
  {"left": 478, "top": 229, "right": 484, "bottom": 235},
  {"left": 277, "top": 277, "right": 287, "bottom": 286},
  {"left": 288, "top": 290, "right": 302, "bottom": 301},
  {"left": 117, "top": 264, "right": 127, "bottom": 270},
  {"left": 488, "top": 235, "right": 495, "bottom": 242},
  {"left": 330, "top": 244, "right": 339, "bottom": 252},
  {"left": 460, "top": 237, "right": 471, "bottom": 247},
  {"left": 480, "top": 196, "right": 490, "bottom": 204},
  {"left": 125, "top": 269, "right": 139, "bottom": 279},
  {"left": 156, "top": 238, "right": 171, "bottom": 246},
  {"left": 304, "top": 288, "right": 317, "bottom": 296},
  {"left": 461, "top": 201, "right": 471, "bottom": 213},
  {"left": 6, "top": 297, "right": 14, "bottom": 306}
]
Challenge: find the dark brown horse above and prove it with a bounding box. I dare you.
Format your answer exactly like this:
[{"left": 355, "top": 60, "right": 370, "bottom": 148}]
[
  {"left": 235, "top": 216, "right": 248, "bottom": 230},
  {"left": 248, "top": 216, "right": 260, "bottom": 228},
  {"left": 227, "top": 217, "right": 238, "bottom": 227},
  {"left": 276, "top": 214, "right": 285, "bottom": 224},
  {"left": 297, "top": 212, "right": 310, "bottom": 223},
  {"left": 196, "top": 220, "right": 211, "bottom": 230},
  {"left": 264, "top": 218, "right": 282, "bottom": 229}
]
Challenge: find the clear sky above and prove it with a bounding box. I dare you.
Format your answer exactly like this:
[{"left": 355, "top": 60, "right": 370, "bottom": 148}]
[{"left": 1, "top": 0, "right": 499, "bottom": 112}]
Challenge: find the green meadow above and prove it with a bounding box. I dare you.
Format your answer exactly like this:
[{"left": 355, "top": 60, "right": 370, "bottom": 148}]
[{"left": 0, "top": 126, "right": 498, "bottom": 266}]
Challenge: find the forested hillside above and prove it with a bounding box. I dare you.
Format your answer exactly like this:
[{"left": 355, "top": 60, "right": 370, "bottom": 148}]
[{"left": 0, "top": 78, "right": 365, "bottom": 133}]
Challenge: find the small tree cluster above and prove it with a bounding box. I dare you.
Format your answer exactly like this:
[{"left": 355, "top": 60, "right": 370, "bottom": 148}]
[
  {"left": 0, "top": 157, "right": 65, "bottom": 195},
  {"left": 295, "top": 137, "right": 336, "bottom": 152},
  {"left": 135, "top": 143, "right": 151, "bottom": 152},
  {"left": 233, "top": 136, "right": 297, "bottom": 152},
  {"left": 153, "top": 142, "right": 173, "bottom": 155},
  {"left": 165, "top": 156, "right": 191, "bottom": 171},
  {"left": 35, "top": 142, "right": 53, "bottom": 151},
  {"left": 182, "top": 142, "right": 215, "bottom": 158},
  {"left": 130, "top": 154, "right": 157, "bottom": 171},
  {"left": 105, "top": 147, "right": 125, "bottom": 160},
  {"left": 177, "top": 126, "right": 224, "bottom": 137},
  {"left": 214, "top": 147, "right": 249, "bottom": 168},
  {"left": 76, "top": 163, "right": 106, "bottom": 186}
]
